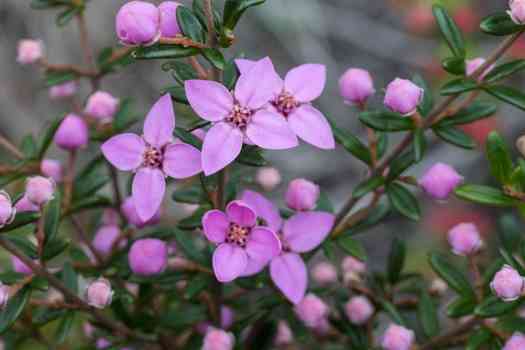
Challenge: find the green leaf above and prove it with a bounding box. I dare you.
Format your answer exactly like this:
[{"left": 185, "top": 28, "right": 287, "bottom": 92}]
[
  {"left": 112, "top": 98, "right": 139, "bottom": 133},
  {"left": 442, "top": 57, "right": 466, "bottom": 75},
  {"left": 440, "top": 78, "right": 478, "bottom": 96},
  {"left": 42, "top": 239, "right": 69, "bottom": 261},
  {"left": 433, "top": 126, "right": 476, "bottom": 149},
  {"left": 446, "top": 295, "right": 476, "bottom": 318},
  {"left": 223, "top": 0, "right": 266, "bottom": 30},
  {"left": 192, "top": 0, "right": 222, "bottom": 31},
  {"left": 44, "top": 71, "right": 76, "bottom": 87},
  {"left": 73, "top": 156, "right": 109, "bottom": 200},
  {"left": 174, "top": 127, "right": 202, "bottom": 149},
  {"left": 380, "top": 299, "right": 405, "bottom": 326},
  {"left": 484, "top": 85, "right": 525, "bottom": 111},
  {"left": 475, "top": 296, "right": 522, "bottom": 317},
  {"left": 413, "top": 129, "right": 426, "bottom": 162},
  {"left": 36, "top": 115, "right": 64, "bottom": 159},
  {"left": 173, "top": 229, "right": 208, "bottom": 265},
  {"left": 62, "top": 262, "right": 77, "bottom": 294},
  {"left": 337, "top": 236, "right": 367, "bottom": 261},
  {"left": 56, "top": 6, "right": 80, "bottom": 27},
  {"left": 177, "top": 6, "right": 205, "bottom": 43},
  {"left": 237, "top": 146, "right": 267, "bottom": 167},
  {"left": 201, "top": 48, "right": 225, "bottom": 70},
  {"left": 55, "top": 311, "right": 74, "bottom": 344},
  {"left": 31, "top": 0, "right": 63, "bottom": 10},
  {"left": 352, "top": 176, "right": 384, "bottom": 199},
  {"left": 429, "top": 252, "right": 475, "bottom": 297},
  {"left": 387, "top": 238, "right": 405, "bottom": 284},
  {"left": 486, "top": 131, "right": 513, "bottom": 184},
  {"left": 184, "top": 275, "right": 211, "bottom": 299},
  {"left": 66, "top": 195, "right": 111, "bottom": 215},
  {"left": 413, "top": 74, "right": 433, "bottom": 117},
  {"left": 223, "top": 58, "right": 240, "bottom": 90},
  {"left": 359, "top": 111, "right": 414, "bottom": 132},
  {"left": 419, "top": 290, "right": 439, "bottom": 337},
  {"left": 328, "top": 117, "right": 371, "bottom": 164},
  {"left": 484, "top": 59, "right": 525, "bottom": 83},
  {"left": 20, "top": 135, "right": 37, "bottom": 159},
  {"left": 162, "top": 85, "right": 188, "bottom": 104},
  {"left": 0, "top": 212, "right": 40, "bottom": 234},
  {"left": 0, "top": 287, "right": 31, "bottom": 333},
  {"left": 6, "top": 237, "right": 38, "bottom": 259},
  {"left": 499, "top": 214, "right": 522, "bottom": 253},
  {"left": 162, "top": 61, "right": 198, "bottom": 83},
  {"left": 433, "top": 5, "right": 466, "bottom": 57},
  {"left": 437, "top": 102, "right": 497, "bottom": 127},
  {"left": 43, "top": 192, "right": 61, "bottom": 245},
  {"left": 132, "top": 45, "right": 199, "bottom": 60},
  {"left": 480, "top": 13, "right": 524, "bottom": 36},
  {"left": 387, "top": 151, "right": 415, "bottom": 181},
  {"left": 455, "top": 184, "right": 518, "bottom": 207},
  {"left": 386, "top": 182, "right": 420, "bottom": 221},
  {"left": 466, "top": 328, "right": 493, "bottom": 350},
  {"left": 342, "top": 202, "right": 390, "bottom": 236},
  {"left": 172, "top": 185, "right": 205, "bottom": 204}
]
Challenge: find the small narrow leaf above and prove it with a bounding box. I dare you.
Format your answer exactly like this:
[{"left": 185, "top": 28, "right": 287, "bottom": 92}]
[
  {"left": 433, "top": 5, "right": 466, "bottom": 57},
  {"left": 387, "top": 182, "right": 420, "bottom": 221}
]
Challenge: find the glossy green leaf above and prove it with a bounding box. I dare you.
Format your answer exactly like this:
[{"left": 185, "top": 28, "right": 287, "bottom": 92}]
[
  {"left": 173, "top": 228, "right": 208, "bottom": 265},
  {"left": 387, "top": 238, "right": 405, "bottom": 284},
  {"left": 342, "top": 202, "right": 391, "bottom": 236},
  {"left": 55, "top": 311, "right": 74, "bottom": 344},
  {"left": 455, "top": 184, "right": 518, "bottom": 207},
  {"left": 442, "top": 57, "right": 466, "bottom": 75},
  {"left": 466, "top": 328, "right": 493, "bottom": 350},
  {"left": 440, "top": 78, "right": 478, "bottom": 96},
  {"left": 380, "top": 299, "right": 405, "bottom": 326},
  {"left": 433, "top": 126, "right": 476, "bottom": 149},
  {"left": 36, "top": 115, "right": 64, "bottom": 159},
  {"left": 223, "top": 0, "right": 266, "bottom": 29},
  {"left": 6, "top": 237, "right": 38, "bottom": 259},
  {"left": 480, "top": 13, "right": 524, "bottom": 36},
  {"left": 201, "top": 48, "right": 225, "bottom": 70},
  {"left": 499, "top": 214, "right": 522, "bottom": 253},
  {"left": 237, "top": 146, "right": 267, "bottom": 167},
  {"left": 337, "top": 236, "right": 367, "bottom": 261},
  {"left": 177, "top": 6, "right": 205, "bottom": 43},
  {"left": 62, "top": 261, "right": 77, "bottom": 294},
  {"left": 43, "top": 192, "right": 61, "bottom": 245},
  {"left": 486, "top": 131, "right": 513, "bottom": 184},
  {"left": 163, "top": 85, "right": 189, "bottom": 104},
  {"left": 174, "top": 127, "right": 202, "bottom": 149},
  {"left": 446, "top": 295, "right": 476, "bottom": 318},
  {"left": 475, "top": 296, "right": 522, "bottom": 317},
  {"left": 418, "top": 290, "right": 439, "bottom": 337},
  {"left": 359, "top": 111, "right": 414, "bottom": 132},
  {"left": 112, "top": 98, "right": 139, "bottom": 133},
  {"left": 0, "top": 212, "right": 40, "bottom": 234},
  {"left": 484, "top": 59, "right": 525, "bottom": 83},
  {"left": 329, "top": 117, "right": 371, "bottom": 164},
  {"left": 386, "top": 182, "right": 420, "bottom": 221},
  {"left": 56, "top": 6, "right": 80, "bottom": 27},
  {"left": 484, "top": 85, "right": 525, "bottom": 111},
  {"left": 428, "top": 252, "right": 475, "bottom": 297},
  {"left": 413, "top": 74, "right": 434, "bottom": 117},
  {"left": 413, "top": 129, "right": 426, "bottom": 162},
  {"left": 433, "top": 5, "right": 466, "bottom": 57},
  {"left": 437, "top": 102, "right": 497, "bottom": 127},
  {"left": 387, "top": 151, "right": 415, "bottom": 182},
  {"left": 0, "top": 287, "right": 31, "bottom": 333},
  {"left": 352, "top": 176, "right": 384, "bottom": 199},
  {"left": 132, "top": 45, "right": 199, "bottom": 60}
]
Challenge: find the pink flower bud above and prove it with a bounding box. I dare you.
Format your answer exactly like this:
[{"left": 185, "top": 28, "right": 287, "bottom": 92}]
[
  {"left": 86, "top": 278, "right": 113, "bottom": 309},
  {"left": 345, "top": 295, "right": 374, "bottom": 325},
  {"left": 509, "top": 0, "right": 525, "bottom": 25},
  {"left": 504, "top": 332, "right": 525, "bottom": 350},
  {"left": 0, "top": 283, "right": 9, "bottom": 309},
  {"left": 121, "top": 197, "right": 161, "bottom": 228},
  {"left": 221, "top": 306, "right": 234, "bottom": 330},
  {"left": 49, "top": 81, "right": 77, "bottom": 100},
  {"left": 491, "top": 265, "right": 525, "bottom": 301},
  {"left": 342, "top": 256, "right": 366, "bottom": 275},
  {"left": 96, "top": 338, "right": 111, "bottom": 349},
  {"left": 293, "top": 294, "right": 329, "bottom": 328},
  {"left": 311, "top": 262, "right": 338, "bottom": 284},
  {"left": 83, "top": 322, "right": 94, "bottom": 338},
  {"left": 16, "top": 39, "right": 43, "bottom": 64},
  {"left": 447, "top": 222, "right": 482, "bottom": 256},
  {"left": 339, "top": 68, "right": 375, "bottom": 105},
  {"left": 102, "top": 208, "right": 120, "bottom": 226},
  {"left": 419, "top": 162, "right": 463, "bottom": 200},
  {"left": 466, "top": 57, "right": 494, "bottom": 80},
  {"left": 116, "top": 1, "right": 161, "bottom": 46},
  {"left": 84, "top": 91, "right": 119, "bottom": 123},
  {"left": 128, "top": 238, "right": 168, "bottom": 276},
  {"left": 384, "top": 78, "right": 423, "bottom": 116},
  {"left": 54, "top": 114, "right": 89, "bottom": 150},
  {"left": 285, "top": 178, "right": 320, "bottom": 211},
  {"left": 11, "top": 255, "right": 32, "bottom": 275},
  {"left": 0, "top": 192, "right": 15, "bottom": 228},
  {"left": 255, "top": 167, "right": 281, "bottom": 191},
  {"left": 93, "top": 225, "right": 123, "bottom": 257},
  {"left": 159, "top": 2, "right": 182, "bottom": 38},
  {"left": 41, "top": 159, "right": 63, "bottom": 183},
  {"left": 381, "top": 324, "right": 415, "bottom": 350},
  {"left": 274, "top": 320, "right": 293, "bottom": 346},
  {"left": 202, "top": 328, "right": 235, "bottom": 350},
  {"left": 25, "top": 176, "right": 55, "bottom": 206},
  {"left": 14, "top": 195, "right": 39, "bottom": 213}
]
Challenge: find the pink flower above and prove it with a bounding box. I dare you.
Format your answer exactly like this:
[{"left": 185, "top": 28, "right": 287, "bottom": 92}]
[
  {"left": 25, "top": 176, "right": 55, "bottom": 206},
  {"left": 503, "top": 332, "right": 525, "bottom": 350},
  {"left": 341, "top": 256, "right": 366, "bottom": 275},
  {"left": 14, "top": 195, "right": 39, "bottom": 213},
  {"left": 120, "top": 196, "right": 161, "bottom": 228},
  {"left": 54, "top": 114, "right": 89, "bottom": 150},
  {"left": 0, "top": 191, "right": 15, "bottom": 228},
  {"left": 159, "top": 2, "right": 182, "bottom": 38},
  {"left": 0, "top": 283, "right": 8, "bottom": 309},
  {"left": 419, "top": 162, "right": 463, "bottom": 200},
  {"left": 116, "top": 1, "right": 161, "bottom": 46},
  {"left": 384, "top": 78, "right": 423, "bottom": 116},
  {"left": 49, "top": 81, "right": 77, "bottom": 100},
  {"left": 293, "top": 294, "right": 329, "bottom": 328},
  {"left": 40, "top": 159, "right": 63, "bottom": 183},
  {"left": 128, "top": 238, "right": 168, "bottom": 276},
  {"left": 202, "top": 200, "right": 281, "bottom": 282},
  {"left": 102, "top": 94, "right": 202, "bottom": 221},
  {"left": 509, "top": 0, "right": 525, "bottom": 25},
  {"left": 466, "top": 57, "right": 494, "bottom": 80},
  {"left": 102, "top": 208, "right": 120, "bottom": 226},
  {"left": 185, "top": 58, "right": 298, "bottom": 175},
  {"left": 255, "top": 166, "right": 281, "bottom": 191},
  {"left": 93, "top": 225, "right": 124, "bottom": 257},
  {"left": 85, "top": 278, "right": 113, "bottom": 309},
  {"left": 202, "top": 328, "right": 235, "bottom": 350},
  {"left": 241, "top": 190, "right": 334, "bottom": 303},
  {"left": 274, "top": 320, "right": 293, "bottom": 346},
  {"left": 11, "top": 255, "right": 32, "bottom": 275},
  {"left": 447, "top": 222, "right": 482, "bottom": 256},
  {"left": 285, "top": 178, "right": 319, "bottom": 211},
  {"left": 339, "top": 68, "right": 375, "bottom": 105},
  {"left": 345, "top": 296, "right": 374, "bottom": 325},
  {"left": 221, "top": 306, "right": 235, "bottom": 329},
  {"left": 235, "top": 58, "right": 335, "bottom": 150},
  {"left": 381, "top": 324, "right": 415, "bottom": 350},
  {"left": 96, "top": 338, "right": 111, "bottom": 349},
  {"left": 17, "top": 39, "right": 43, "bottom": 64},
  {"left": 311, "top": 262, "right": 338, "bottom": 284},
  {"left": 491, "top": 265, "right": 525, "bottom": 302},
  {"left": 85, "top": 91, "right": 119, "bottom": 123}
]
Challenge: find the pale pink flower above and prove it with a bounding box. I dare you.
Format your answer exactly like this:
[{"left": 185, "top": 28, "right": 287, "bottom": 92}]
[
  {"left": 491, "top": 265, "right": 525, "bottom": 302},
  {"left": 504, "top": 332, "right": 525, "bottom": 350},
  {"left": 274, "top": 320, "right": 293, "bottom": 346},
  {"left": 49, "top": 81, "right": 77, "bottom": 100},
  {"left": 339, "top": 68, "right": 375, "bottom": 105},
  {"left": 293, "top": 294, "right": 329, "bottom": 328},
  {"left": 85, "top": 278, "right": 113, "bottom": 309},
  {"left": 381, "top": 324, "right": 415, "bottom": 350},
  {"left": 419, "top": 162, "right": 463, "bottom": 200},
  {"left": 128, "top": 238, "right": 168, "bottom": 276},
  {"left": 41, "top": 159, "right": 63, "bottom": 183},
  {"left": 311, "top": 262, "right": 338, "bottom": 284},
  {"left": 116, "top": 1, "right": 161, "bottom": 46},
  {"left": 255, "top": 166, "right": 281, "bottom": 191},
  {"left": 384, "top": 78, "right": 423, "bottom": 116},
  {"left": 17, "top": 39, "right": 43, "bottom": 64},
  {"left": 202, "top": 328, "right": 234, "bottom": 350},
  {"left": 447, "top": 222, "right": 482, "bottom": 256},
  {"left": 285, "top": 178, "right": 319, "bottom": 211},
  {"left": 25, "top": 176, "right": 55, "bottom": 206},
  {"left": 509, "top": 0, "right": 525, "bottom": 24},
  {"left": 0, "top": 191, "right": 15, "bottom": 228},
  {"left": 159, "top": 2, "right": 182, "bottom": 38},
  {"left": 85, "top": 91, "right": 119, "bottom": 123},
  {"left": 345, "top": 296, "right": 374, "bottom": 325}
]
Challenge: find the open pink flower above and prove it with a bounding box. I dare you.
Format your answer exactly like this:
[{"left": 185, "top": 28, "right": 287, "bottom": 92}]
[
  {"left": 102, "top": 94, "right": 202, "bottom": 221},
  {"left": 235, "top": 58, "right": 335, "bottom": 150},
  {"left": 185, "top": 57, "right": 298, "bottom": 175},
  {"left": 202, "top": 200, "right": 281, "bottom": 282},
  {"left": 241, "top": 190, "right": 334, "bottom": 304}
]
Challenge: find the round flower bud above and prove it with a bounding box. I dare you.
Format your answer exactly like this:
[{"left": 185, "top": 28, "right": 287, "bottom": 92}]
[
  {"left": 11, "top": 255, "right": 32, "bottom": 275},
  {"left": 509, "top": 0, "right": 525, "bottom": 25},
  {"left": 491, "top": 265, "right": 525, "bottom": 302},
  {"left": 116, "top": 1, "right": 161, "bottom": 46},
  {"left": 311, "top": 262, "right": 338, "bottom": 285},
  {"left": 16, "top": 39, "right": 43, "bottom": 64},
  {"left": 466, "top": 57, "right": 494, "bottom": 80},
  {"left": 93, "top": 225, "right": 123, "bottom": 257},
  {"left": 83, "top": 322, "right": 94, "bottom": 338},
  {"left": 202, "top": 328, "right": 235, "bottom": 350},
  {"left": 419, "top": 162, "right": 463, "bottom": 200},
  {"left": 384, "top": 78, "right": 423, "bottom": 116},
  {"left": 25, "top": 176, "right": 55, "bottom": 206},
  {"left": 516, "top": 135, "right": 525, "bottom": 157},
  {"left": 345, "top": 295, "right": 374, "bottom": 325},
  {"left": 128, "top": 239, "right": 168, "bottom": 276},
  {"left": 96, "top": 338, "right": 111, "bottom": 349},
  {"left": 49, "top": 81, "right": 77, "bottom": 100},
  {"left": 255, "top": 167, "right": 281, "bottom": 192},
  {"left": 429, "top": 278, "right": 448, "bottom": 296},
  {"left": 293, "top": 294, "right": 329, "bottom": 328},
  {"left": 54, "top": 114, "right": 89, "bottom": 150},
  {"left": 503, "top": 332, "right": 525, "bottom": 350},
  {"left": 121, "top": 197, "right": 161, "bottom": 228},
  {"left": 159, "top": 2, "right": 182, "bottom": 38},
  {"left": 274, "top": 320, "right": 293, "bottom": 346},
  {"left": 40, "top": 159, "right": 63, "bottom": 183},
  {"left": 342, "top": 256, "right": 366, "bottom": 275},
  {"left": 381, "top": 324, "right": 415, "bottom": 350},
  {"left": 339, "top": 68, "right": 375, "bottom": 105},
  {"left": 86, "top": 278, "right": 113, "bottom": 309},
  {"left": 285, "top": 178, "right": 320, "bottom": 211},
  {"left": 0, "top": 283, "right": 9, "bottom": 309},
  {"left": 14, "top": 195, "right": 39, "bottom": 213},
  {"left": 447, "top": 222, "right": 482, "bottom": 256},
  {"left": 84, "top": 91, "right": 119, "bottom": 123},
  {"left": 0, "top": 192, "right": 15, "bottom": 228}
]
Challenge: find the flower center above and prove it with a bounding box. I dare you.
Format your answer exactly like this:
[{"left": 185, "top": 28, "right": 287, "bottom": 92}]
[
  {"left": 226, "top": 104, "right": 252, "bottom": 129},
  {"left": 226, "top": 223, "right": 251, "bottom": 248},
  {"left": 274, "top": 91, "right": 299, "bottom": 116},
  {"left": 142, "top": 145, "right": 163, "bottom": 168}
]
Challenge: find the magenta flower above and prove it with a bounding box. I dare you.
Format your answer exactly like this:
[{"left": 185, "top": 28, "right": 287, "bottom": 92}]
[
  {"left": 202, "top": 200, "right": 281, "bottom": 282},
  {"left": 185, "top": 57, "right": 298, "bottom": 175},
  {"left": 241, "top": 190, "right": 334, "bottom": 304},
  {"left": 236, "top": 58, "right": 335, "bottom": 150},
  {"left": 102, "top": 94, "right": 202, "bottom": 221}
]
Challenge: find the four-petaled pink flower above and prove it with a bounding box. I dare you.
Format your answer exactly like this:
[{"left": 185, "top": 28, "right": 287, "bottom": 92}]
[
  {"left": 236, "top": 58, "right": 335, "bottom": 151},
  {"left": 102, "top": 94, "right": 202, "bottom": 221},
  {"left": 185, "top": 57, "right": 299, "bottom": 175},
  {"left": 202, "top": 200, "right": 281, "bottom": 282},
  {"left": 241, "top": 190, "right": 334, "bottom": 304}
]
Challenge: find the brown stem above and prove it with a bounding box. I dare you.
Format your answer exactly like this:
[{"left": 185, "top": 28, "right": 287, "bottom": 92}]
[
  {"left": 159, "top": 36, "right": 208, "bottom": 49},
  {"left": 203, "top": 0, "right": 216, "bottom": 47},
  {"left": 63, "top": 150, "right": 77, "bottom": 211},
  {"left": 188, "top": 57, "right": 209, "bottom": 79},
  {"left": 0, "top": 133, "right": 24, "bottom": 159},
  {"left": 41, "top": 60, "right": 97, "bottom": 77},
  {"left": 76, "top": 12, "right": 95, "bottom": 70},
  {"left": 419, "top": 317, "right": 479, "bottom": 350},
  {"left": 107, "top": 163, "right": 122, "bottom": 210}
]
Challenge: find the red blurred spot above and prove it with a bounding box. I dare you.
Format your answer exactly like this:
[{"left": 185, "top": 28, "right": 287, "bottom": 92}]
[
  {"left": 452, "top": 6, "right": 480, "bottom": 34},
  {"left": 459, "top": 117, "right": 500, "bottom": 147}
]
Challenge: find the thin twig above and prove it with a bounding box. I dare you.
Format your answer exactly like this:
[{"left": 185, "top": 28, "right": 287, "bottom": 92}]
[{"left": 0, "top": 133, "right": 24, "bottom": 159}]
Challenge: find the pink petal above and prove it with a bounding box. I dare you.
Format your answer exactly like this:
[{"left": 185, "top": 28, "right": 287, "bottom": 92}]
[
  {"left": 132, "top": 168, "right": 166, "bottom": 222},
  {"left": 101, "top": 133, "right": 145, "bottom": 171},
  {"left": 185, "top": 80, "right": 234, "bottom": 122},
  {"left": 234, "top": 57, "right": 281, "bottom": 109},
  {"left": 202, "top": 210, "right": 228, "bottom": 244},
  {"left": 240, "top": 257, "right": 268, "bottom": 277},
  {"left": 234, "top": 58, "right": 256, "bottom": 75},
  {"left": 246, "top": 226, "right": 281, "bottom": 262},
  {"left": 213, "top": 243, "right": 248, "bottom": 282},
  {"left": 143, "top": 94, "right": 176, "bottom": 147},
  {"left": 240, "top": 190, "right": 283, "bottom": 232},
  {"left": 284, "top": 64, "right": 326, "bottom": 103},
  {"left": 282, "top": 211, "right": 335, "bottom": 253},
  {"left": 202, "top": 122, "right": 243, "bottom": 175},
  {"left": 226, "top": 200, "right": 256, "bottom": 227},
  {"left": 246, "top": 110, "right": 298, "bottom": 150},
  {"left": 288, "top": 105, "right": 335, "bottom": 150},
  {"left": 270, "top": 253, "right": 307, "bottom": 304},
  {"left": 162, "top": 143, "right": 202, "bottom": 179}
]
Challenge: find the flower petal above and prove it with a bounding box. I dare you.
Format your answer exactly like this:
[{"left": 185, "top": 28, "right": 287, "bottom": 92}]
[
  {"left": 246, "top": 110, "right": 298, "bottom": 150},
  {"left": 234, "top": 58, "right": 256, "bottom": 75},
  {"left": 246, "top": 226, "right": 281, "bottom": 262},
  {"left": 132, "top": 168, "right": 166, "bottom": 222},
  {"left": 213, "top": 243, "right": 248, "bottom": 282},
  {"left": 185, "top": 80, "right": 234, "bottom": 122},
  {"left": 202, "top": 122, "right": 244, "bottom": 175},
  {"left": 163, "top": 143, "right": 202, "bottom": 179},
  {"left": 282, "top": 211, "right": 335, "bottom": 253},
  {"left": 284, "top": 64, "right": 326, "bottom": 102},
  {"left": 226, "top": 200, "right": 256, "bottom": 227},
  {"left": 240, "top": 190, "right": 283, "bottom": 232},
  {"left": 288, "top": 105, "right": 335, "bottom": 150},
  {"left": 240, "top": 257, "right": 268, "bottom": 277},
  {"left": 143, "top": 94, "right": 176, "bottom": 147},
  {"left": 101, "top": 133, "right": 145, "bottom": 171},
  {"left": 270, "top": 253, "right": 307, "bottom": 304},
  {"left": 234, "top": 57, "right": 282, "bottom": 109},
  {"left": 202, "top": 210, "right": 228, "bottom": 244}
]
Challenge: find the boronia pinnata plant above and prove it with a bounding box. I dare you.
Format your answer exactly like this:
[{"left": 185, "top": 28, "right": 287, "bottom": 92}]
[{"left": 3, "top": 0, "right": 525, "bottom": 349}]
